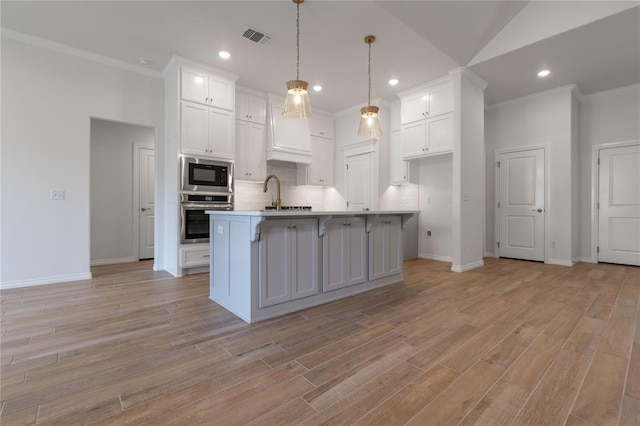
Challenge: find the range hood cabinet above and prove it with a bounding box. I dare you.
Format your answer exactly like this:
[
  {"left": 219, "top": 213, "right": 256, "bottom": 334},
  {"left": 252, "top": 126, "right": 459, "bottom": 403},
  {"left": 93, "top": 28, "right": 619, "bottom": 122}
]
[{"left": 266, "top": 94, "right": 312, "bottom": 164}]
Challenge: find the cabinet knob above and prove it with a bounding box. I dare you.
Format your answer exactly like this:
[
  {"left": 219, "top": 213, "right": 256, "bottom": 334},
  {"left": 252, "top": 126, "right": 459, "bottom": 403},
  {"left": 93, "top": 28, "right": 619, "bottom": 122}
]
[{"left": 205, "top": 97, "right": 209, "bottom": 102}]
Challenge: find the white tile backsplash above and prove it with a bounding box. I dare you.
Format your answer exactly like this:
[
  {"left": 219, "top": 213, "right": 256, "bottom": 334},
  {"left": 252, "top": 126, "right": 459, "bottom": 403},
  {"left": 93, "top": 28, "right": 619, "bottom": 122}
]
[{"left": 234, "top": 161, "right": 326, "bottom": 211}]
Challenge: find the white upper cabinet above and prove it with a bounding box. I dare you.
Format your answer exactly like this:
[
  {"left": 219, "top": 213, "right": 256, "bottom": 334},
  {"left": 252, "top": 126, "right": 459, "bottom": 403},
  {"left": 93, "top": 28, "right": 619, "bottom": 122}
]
[
  {"left": 181, "top": 66, "right": 234, "bottom": 111},
  {"left": 401, "top": 81, "right": 452, "bottom": 125},
  {"left": 266, "top": 94, "right": 312, "bottom": 164},
  {"left": 236, "top": 92, "right": 266, "bottom": 125},
  {"left": 297, "top": 136, "right": 333, "bottom": 186},
  {"left": 400, "top": 79, "right": 453, "bottom": 160},
  {"left": 181, "top": 101, "right": 234, "bottom": 159},
  {"left": 310, "top": 113, "right": 334, "bottom": 139},
  {"left": 390, "top": 130, "right": 409, "bottom": 185},
  {"left": 235, "top": 121, "right": 267, "bottom": 182}
]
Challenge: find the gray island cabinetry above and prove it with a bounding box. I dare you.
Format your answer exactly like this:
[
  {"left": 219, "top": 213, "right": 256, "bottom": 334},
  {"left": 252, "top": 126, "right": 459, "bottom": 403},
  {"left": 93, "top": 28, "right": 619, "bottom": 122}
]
[{"left": 207, "top": 211, "right": 416, "bottom": 323}]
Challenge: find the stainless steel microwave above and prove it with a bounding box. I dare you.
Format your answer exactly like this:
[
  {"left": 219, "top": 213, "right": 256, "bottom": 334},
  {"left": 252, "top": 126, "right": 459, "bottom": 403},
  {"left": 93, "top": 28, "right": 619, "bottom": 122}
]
[{"left": 180, "top": 157, "right": 233, "bottom": 193}]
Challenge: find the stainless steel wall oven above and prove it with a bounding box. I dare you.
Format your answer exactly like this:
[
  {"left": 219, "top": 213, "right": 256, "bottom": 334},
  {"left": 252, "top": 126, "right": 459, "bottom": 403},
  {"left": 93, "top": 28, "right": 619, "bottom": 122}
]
[{"left": 180, "top": 194, "right": 233, "bottom": 244}]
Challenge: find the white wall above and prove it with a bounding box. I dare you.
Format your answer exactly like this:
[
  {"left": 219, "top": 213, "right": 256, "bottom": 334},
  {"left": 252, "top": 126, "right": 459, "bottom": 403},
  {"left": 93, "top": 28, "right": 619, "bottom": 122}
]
[
  {"left": 578, "top": 85, "right": 640, "bottom": 260},
  {"left": 418, "top": 155, "right": 453, "bottom": 261},
  {"left": 1, "top": 37, "right": 164, "bottom": 288},
  {"left": 90, "top": 119, "right": 154, "bottom": 264},
  {"left": 485, "top": 86, "right": 575, "bottom": 265}
]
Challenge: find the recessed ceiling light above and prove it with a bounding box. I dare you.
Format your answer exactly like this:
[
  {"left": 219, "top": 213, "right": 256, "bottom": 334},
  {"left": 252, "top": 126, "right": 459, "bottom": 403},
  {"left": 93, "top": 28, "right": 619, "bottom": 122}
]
[
  {"left": 537, "top": 69, "right": 550, "bottom": 77},
  {"left": 313, "top": 85, "right": 322, "bottom": 92},
  {"left": 138, "top": 57, "right": 151, "bottom": 65},
  {"left": 388, "top": 79, "right": 399, "bottom": 86},
  {"left": 218, "top": 51, "right": 231, "bottom": 59}
]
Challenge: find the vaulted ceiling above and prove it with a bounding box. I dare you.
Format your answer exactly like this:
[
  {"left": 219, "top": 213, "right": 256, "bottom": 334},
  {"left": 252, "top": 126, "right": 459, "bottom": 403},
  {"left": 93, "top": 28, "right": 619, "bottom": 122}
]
[{"left": 2, "top": 1, "right": 638, "bottom": 111}]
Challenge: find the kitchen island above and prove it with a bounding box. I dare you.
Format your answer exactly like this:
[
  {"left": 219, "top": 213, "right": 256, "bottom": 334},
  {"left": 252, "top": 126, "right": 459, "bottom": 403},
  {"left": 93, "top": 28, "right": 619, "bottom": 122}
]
[{"left": 206, "top": 210, "right": 417, "bottom": 323}]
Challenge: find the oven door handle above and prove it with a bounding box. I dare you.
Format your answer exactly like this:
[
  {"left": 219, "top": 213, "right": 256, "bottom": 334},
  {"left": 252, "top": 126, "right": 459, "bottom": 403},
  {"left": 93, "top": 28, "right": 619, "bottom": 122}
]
[{"left": 181, "top": 203, "right": 232, "bottom": 210}]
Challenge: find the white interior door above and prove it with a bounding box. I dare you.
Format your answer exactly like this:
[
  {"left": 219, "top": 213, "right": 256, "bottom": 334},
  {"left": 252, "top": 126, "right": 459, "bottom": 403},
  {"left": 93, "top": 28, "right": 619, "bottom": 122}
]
[
  {"left": 598, "top": 145, "right": 640, "bottom": 266},
  {"left": 138, "top": 147, "right": 155, "bottom": 259},
  {"left": 345, "top": 152, "right": 372, "bottom": 211},
  {"left": 498, "top": 148, "right": 545, "bottom": 261}
]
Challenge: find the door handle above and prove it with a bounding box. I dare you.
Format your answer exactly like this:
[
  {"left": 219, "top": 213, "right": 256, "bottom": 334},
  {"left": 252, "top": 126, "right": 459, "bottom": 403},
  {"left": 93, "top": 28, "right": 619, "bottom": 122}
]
[
  {"left": 532, "top": 208, "right": 543, "bottom": 213},
  {"left": 141, "top": 207, "right": 149, "bottom": 212}
]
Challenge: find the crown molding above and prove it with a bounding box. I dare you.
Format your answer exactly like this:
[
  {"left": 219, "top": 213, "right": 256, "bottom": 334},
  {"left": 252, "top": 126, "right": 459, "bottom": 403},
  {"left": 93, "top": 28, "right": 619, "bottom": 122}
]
[
  {"left": 334, "top": 97, "right": 390, "bottom": 117},
  {"left": 396, "top": 74, "right": 452, "bottom": 99},
  {"left": 164, "top": 54, "right": 239, "bottom": 81},
  {"left": 486, "top": 84, "right": 578, "bottom": 111},
  {"left": 449, "top": 67, "right": 488, "bottom": 90},
  {"left": 2, "top": 28, "right": 163, "bottom": 79},
  {"left": 581, "top": 83, "right": 640, "bottom": 102}
]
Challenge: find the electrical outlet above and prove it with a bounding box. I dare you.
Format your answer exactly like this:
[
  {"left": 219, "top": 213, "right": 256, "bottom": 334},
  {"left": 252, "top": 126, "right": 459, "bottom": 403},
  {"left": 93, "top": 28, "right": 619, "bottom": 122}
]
[{"left": 50, "top": 189, "right": 65, "bottom": 200}]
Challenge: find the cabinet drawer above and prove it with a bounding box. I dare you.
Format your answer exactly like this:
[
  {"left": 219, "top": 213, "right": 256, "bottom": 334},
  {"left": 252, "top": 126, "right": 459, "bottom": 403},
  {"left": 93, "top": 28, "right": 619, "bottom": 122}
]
[{"left": 181, "top": 247, "right": 211, "bottom": 267}]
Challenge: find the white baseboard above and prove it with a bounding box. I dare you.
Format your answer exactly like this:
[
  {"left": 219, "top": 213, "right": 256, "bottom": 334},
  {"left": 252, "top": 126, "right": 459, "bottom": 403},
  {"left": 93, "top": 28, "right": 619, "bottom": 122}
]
[
  {"left": 418, "top": 253, "right": 453, "bottom": 263},
  {"left": 548, "top": 259, "right": 576, "bottom": 267},
  {"left": 451, "top": 260, "right": 485, "bottom": 273},
  {"left": 1, "top": 272, "right": 93, "bottom": 290},
  {"left": 90, "top": 257, "right": 136, "bottom": 267},
  {"left": 484, "top": 251, "right": 495, "bottom": 258},
  {"left": 578, "top": 256, "right": 597, "bottom": 264}
]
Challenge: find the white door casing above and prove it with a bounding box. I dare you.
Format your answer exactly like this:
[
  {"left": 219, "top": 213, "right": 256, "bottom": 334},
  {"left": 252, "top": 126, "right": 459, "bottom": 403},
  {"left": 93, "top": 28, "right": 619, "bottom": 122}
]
[
  {"left": 137, "top": 146, "right": 155, "bottom": 260},
  {"left": 497, "top": 148, "right": 545, "bottom": 261},
  {"left": 598, "top": 144, "right": 640, "bottom": 266},
  {"left": 345, "top": 152, "right": 372, "bottom": 211}
]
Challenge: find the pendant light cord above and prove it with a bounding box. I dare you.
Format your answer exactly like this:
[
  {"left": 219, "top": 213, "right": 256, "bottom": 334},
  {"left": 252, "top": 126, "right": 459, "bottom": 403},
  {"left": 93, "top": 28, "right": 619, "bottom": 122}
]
[
  {"left": 367, "top": 40, "right": 372, "bottom": 107},
  {"left": 296, "top": 1, "right": 300, "bottom": 81}
]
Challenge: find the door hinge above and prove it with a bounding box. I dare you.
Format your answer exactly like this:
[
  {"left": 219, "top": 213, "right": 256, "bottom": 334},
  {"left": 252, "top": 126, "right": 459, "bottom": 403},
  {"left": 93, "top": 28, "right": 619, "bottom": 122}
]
[
  {"left": 346, "top": 201, "right": 349, "bottom": 207},
  {"left": 498, "top": 202, "right": 500, "bottom": 208},
  {"left": 597, "top": 158, "right": 600, "bottom": 165},
  {"left": 497, "top": 242, "right": 500, "bottom": 248},
  {"left": 496, "top": 161, "right": 501, "bottom": 168},
  {"left": 346, "top": 164, "right": 349, "bottom": 170},
  {"left": 597, "top": 246, "right": 599, "bottom": 253}
]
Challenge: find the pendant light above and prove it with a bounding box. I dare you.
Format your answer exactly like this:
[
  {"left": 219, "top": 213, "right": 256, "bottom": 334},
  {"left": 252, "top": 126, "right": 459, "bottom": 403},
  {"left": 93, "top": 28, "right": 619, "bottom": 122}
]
[
  {"left": 282, "top": 0, "right": 312, "bottom": 118},
  {"left": 358, "top": 35, "right": 382, "bottom": 137}
]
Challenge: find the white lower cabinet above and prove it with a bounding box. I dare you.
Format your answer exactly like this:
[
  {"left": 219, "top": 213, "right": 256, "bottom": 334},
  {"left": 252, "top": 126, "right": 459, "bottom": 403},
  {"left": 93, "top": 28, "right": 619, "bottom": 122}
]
[
  {"left": 180, "top": 245, "right": 210, "bottom": 268},
  {"left": 259, "top": 218, "right": 320, "bottom": 307},
  {"left": 322, "top": 217, "right": 367, "bottom": 292},
  {"left": 368, "top": 216, "right": 402, "bottom": 281}
]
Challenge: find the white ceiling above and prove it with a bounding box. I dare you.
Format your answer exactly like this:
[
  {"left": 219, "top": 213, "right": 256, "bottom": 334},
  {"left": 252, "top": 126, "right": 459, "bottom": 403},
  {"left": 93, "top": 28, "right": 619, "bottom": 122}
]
[{"left": 2, "top": 1, "right": 638, "bottom": 111}]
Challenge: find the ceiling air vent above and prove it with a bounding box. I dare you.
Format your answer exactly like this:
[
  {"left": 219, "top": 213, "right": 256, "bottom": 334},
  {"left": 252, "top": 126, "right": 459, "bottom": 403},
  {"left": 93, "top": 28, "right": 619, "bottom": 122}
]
[{"left": 242, "top": 27, "right": 272, "bottom": 45}]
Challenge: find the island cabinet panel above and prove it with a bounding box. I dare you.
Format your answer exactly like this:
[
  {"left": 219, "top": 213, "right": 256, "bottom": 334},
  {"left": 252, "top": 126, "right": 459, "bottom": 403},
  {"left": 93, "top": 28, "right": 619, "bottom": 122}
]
[
  {"left": 368, "top": 216, "right": 402, "bottom": 281},
  {"left": 259, "top": 218, "right": 320, "bottom": 308},
  {"left": 323, "top": 217, "right": 367, "bottom": 292}
]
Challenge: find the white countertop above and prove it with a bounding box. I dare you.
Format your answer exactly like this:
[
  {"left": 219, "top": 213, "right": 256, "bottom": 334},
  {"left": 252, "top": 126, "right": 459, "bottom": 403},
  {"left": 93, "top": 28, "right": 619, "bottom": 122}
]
[{"left": 206, "top": 210, "right": 418, "bottom": 216}]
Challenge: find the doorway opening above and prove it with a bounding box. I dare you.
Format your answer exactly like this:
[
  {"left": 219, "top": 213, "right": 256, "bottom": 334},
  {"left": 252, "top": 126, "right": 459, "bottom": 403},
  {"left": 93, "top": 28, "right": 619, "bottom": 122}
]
[{"left": 90, "top": 118, "right": 156, "bottom": 266}]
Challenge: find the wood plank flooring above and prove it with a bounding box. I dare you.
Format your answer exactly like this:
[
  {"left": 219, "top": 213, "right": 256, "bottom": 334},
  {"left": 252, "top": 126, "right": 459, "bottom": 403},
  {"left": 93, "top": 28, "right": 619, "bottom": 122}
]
[{"left": 1, "top": 258, "right": 639, "bottom": 425}]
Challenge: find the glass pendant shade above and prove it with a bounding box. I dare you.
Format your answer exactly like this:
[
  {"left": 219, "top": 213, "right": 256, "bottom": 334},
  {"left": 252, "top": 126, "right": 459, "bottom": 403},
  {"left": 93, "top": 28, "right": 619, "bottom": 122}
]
[
  {"left": 358, "top": 105, "right": 382, "bottom": 138},
  {"left": 283, "top": 79, "right": 312, "bottom": 118}
]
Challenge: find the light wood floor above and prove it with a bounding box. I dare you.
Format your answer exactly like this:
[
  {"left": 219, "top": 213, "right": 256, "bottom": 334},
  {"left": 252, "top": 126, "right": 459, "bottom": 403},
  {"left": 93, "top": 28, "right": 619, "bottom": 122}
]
[{"left": 1, "top": 258, "right": 639, "bottom": 425}]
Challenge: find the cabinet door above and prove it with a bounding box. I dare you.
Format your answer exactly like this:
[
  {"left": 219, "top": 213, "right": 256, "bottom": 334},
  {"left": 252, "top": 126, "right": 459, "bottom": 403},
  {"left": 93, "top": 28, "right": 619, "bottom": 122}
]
[
  {"left": 235, "top": 121, "right": 250, "bottom": 178},
  {"left": 307, "top": 136, "right": 333, "bottom": 185},
  {"left": 248, "top": 96, "right": 266, "bottom": 125},
  {"left": 235, "top": 122, "right": 266, "bottom": 181},
  {"left": 427, "top": 85, "right": 452, "bottom": 117},
  {"left": 180, "top": 101, "right": 209, "bottom": 157},
  {"left": 208, "top": 75, "right": 233, "bottom": 111},
  {"left": 291, "top": 219, "right": 319, "bottom": 300},
  {"left": 310, "top": 114, "right": 334, "bottom": 139},
  {"left": 427, "top": 113, "right": 453, "bottom": 154},
  {"left": 402, "top": 120, "right": 426, "bottom": 159},
  {"left": 323, "top": 220, "right": 348, "bottom": 291},
  {"left": 368, "top": 219, "right": 387, "bottom": 281},
  {"left": 259, "top": 221, "right": 291, "bottom": 307},
  {"left": 390, "top": 130, "right": 408, "bottom": 184},
  {"left": 181, "top": 67, "right": 208, "bottom": 104},
  {"left": 401, "top": 92, "right": 427, "bottom": 125},
  {"left": 368, "top": 217, "right": 402, "bottom": 281},
  {"left": 385, "top": 216, "right": 402, "bottom": 276},
  {"left": 208, "top": 108, "right": 233, "bottom": 160},
  {"left": 346, "top": 217, "right": 367, "bottom": 286}
]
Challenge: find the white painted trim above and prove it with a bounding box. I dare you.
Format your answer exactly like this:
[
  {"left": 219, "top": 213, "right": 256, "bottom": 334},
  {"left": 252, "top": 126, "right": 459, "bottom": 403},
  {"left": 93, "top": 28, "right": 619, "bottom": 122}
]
[
  {"left": 581, "top": 84, "right": 640, "bottom": 102},
  {"left": 494, "top": 145, "right": 550, "bottom": 264},
  {"left": 396, "top": 74, "right": 452, "bottom": 99},
  {"left": 448, "top": 67, "right": 488, "bottom": 90},
  {"left": 418, "top": 253, "right": 453, "bottom": 262},
  {"left": 90, "top": 257, "right": 136, "bottom": 267},
  {"left": 486, "top": 85, "right": 577, "bottom": 111},
  {"left": 578, "top": 256, "right": 597, "bottom": 264},
  {"left": 1, "top": 273, "right": 93, "bottom": 290},
  {"left": 164, "top": 54, "right": 239, "bottom": 81},
  {"left": 548, "top": 259, "right": 576, "bottom": 267},
  {"left": 2, "top": 28, "right": 163, "bottom": 79},
  {"left": 590, "top": 140, "right": 640, "bottom": 266},
  {"left": 451, "top": 260, "right": 485, "bottom": 273},
  {"left": 484, "top": 251, "right": 495, "bottom": 258}
]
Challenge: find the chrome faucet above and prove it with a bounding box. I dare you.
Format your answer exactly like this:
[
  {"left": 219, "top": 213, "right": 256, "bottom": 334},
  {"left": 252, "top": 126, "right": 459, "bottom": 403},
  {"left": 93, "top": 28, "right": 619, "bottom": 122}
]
[{"left": 263, "top": 174, "right": 282, "bottom": 211}]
